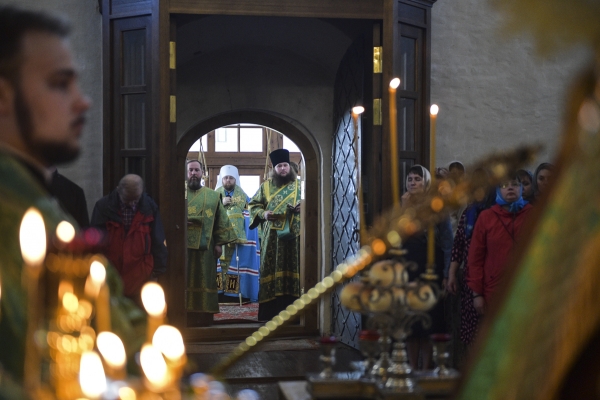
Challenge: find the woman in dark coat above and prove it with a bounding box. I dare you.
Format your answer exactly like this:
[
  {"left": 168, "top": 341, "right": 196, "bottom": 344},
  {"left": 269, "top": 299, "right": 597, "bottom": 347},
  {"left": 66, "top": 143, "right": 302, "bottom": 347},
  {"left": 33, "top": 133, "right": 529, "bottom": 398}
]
[{"left": 401, "top": 165, "right": 453, "bottom": 370}]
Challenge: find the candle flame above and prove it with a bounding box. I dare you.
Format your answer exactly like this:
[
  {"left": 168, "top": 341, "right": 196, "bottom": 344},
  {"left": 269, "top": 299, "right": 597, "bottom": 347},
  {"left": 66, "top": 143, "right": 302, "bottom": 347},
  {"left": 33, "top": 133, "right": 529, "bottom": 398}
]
[
  {"left": 89, "top": 261, "right": 106, "bottom": 285},
  {"left": 430, "top": 104, "right": 439, "bottom": 115},
  {"left": 62, "top": 292, "right": 79, "bottom": 313},
  {"left": 152, "top": 325, "right": 185, "bottom": 360},
  {"left": 79, "top": 351, "right": 107, "bottom": 398},
  {"left": 56, "top": 220, "right": 75, "bottom": 243},
  {"left": 140, "top": 344, "right": 169, "bottom": 388},
  {"left": 118, "top": 387, "right": 137, "bottom": 400},
  {"left": 389, "top": 78, "right": 400, "bottom": 89},
  {"left": 141, "top": 282, "right": 166, "bottom": 316},
  {"left": 352, "top": 106, "right": 365, "bottom": 115},
  {"left": 97, "top": 332, "right": 126, "bottom": 368},
  {"left": 19, "top": 208, "right": 46, "bottom": 267}
]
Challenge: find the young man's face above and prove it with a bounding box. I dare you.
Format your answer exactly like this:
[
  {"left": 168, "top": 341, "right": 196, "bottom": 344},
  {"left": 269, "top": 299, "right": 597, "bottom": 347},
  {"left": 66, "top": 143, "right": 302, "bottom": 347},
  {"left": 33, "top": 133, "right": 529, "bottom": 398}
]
[{"left": 14, "top": 32, "right": 91, "bottom": 166}]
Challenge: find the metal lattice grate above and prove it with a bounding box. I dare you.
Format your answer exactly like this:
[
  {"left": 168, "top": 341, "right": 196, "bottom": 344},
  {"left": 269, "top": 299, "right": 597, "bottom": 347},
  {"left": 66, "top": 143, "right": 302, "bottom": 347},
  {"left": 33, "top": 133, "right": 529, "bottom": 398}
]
[{"left": 331, "top": 38, "right": 364, "bottom": 349}]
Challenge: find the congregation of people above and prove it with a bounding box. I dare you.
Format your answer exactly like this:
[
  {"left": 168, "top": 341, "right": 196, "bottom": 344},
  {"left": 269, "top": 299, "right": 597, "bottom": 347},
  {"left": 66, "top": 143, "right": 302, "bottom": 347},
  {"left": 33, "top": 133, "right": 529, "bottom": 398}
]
[
  {"left": 87, "top": 149, "right": 303, "bottom": 326},
  {"left": 404, "top": 161, "right": 555, "bottom": 369}
]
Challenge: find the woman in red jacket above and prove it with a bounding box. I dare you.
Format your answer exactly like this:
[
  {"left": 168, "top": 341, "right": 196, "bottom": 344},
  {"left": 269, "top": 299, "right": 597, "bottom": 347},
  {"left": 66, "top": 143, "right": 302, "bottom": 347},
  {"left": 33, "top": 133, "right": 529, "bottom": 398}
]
[{"left": 467, "top": 178, "right": 532, "bottom": 315}]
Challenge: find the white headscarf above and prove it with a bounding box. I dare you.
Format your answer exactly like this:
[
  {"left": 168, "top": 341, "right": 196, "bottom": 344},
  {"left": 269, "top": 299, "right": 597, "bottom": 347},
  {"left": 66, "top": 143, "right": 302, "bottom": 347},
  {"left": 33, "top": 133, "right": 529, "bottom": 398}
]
[{"left": 215, "top": 165, "right": 241, "bottom": 190}]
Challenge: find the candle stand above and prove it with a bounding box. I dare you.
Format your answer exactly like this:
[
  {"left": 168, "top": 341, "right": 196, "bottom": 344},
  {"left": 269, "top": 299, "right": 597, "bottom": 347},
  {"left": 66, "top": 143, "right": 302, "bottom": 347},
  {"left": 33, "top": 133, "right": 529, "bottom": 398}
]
[{"left": 308, "top": 259, "right": 459, "bottom": 399}]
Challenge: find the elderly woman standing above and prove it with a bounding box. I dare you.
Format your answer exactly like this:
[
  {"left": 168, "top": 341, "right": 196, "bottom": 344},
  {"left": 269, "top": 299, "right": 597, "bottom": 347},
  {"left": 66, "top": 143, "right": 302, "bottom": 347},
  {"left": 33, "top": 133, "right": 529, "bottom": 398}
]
[
  {"left": 401, "top": 165, "right": 453, "bottom": 370},
  {"left": 467, "top": 178, "right": 532, "bottom": 315}
]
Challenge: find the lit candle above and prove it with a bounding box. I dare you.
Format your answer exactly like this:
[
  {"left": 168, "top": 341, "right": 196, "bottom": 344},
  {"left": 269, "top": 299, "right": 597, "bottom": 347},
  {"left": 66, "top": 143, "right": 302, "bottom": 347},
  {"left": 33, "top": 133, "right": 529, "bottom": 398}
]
[
  {"left": 55, "top": 220, "right": 75, "bottom": 244},
  {"left": 140, "top": 344, "right": 169, "bottom": 391},
  {"left": 153, "top": 325, "right": 187, "bottom": 382},
  {"left": 389, "top": 78, "right": 401, "bottom": 207},
  {"left": 90, "top": 261, "right": 111, "bottom": 332},
  {"left": 97, "top": 332, "right": 127, "bottom": 380},
  {"left": 352, "top": 106, "right": 367, "bottom": 245},
  {"left": 430, "top": 104, "right": 439, "bottom": 174},
  {"left": 427, "top": 105, "right": 440, "bottom": 275},
  {"left": 20, "top": 208, "right": 46, "bottom": 392},
  {"left": 141, "top": 282, "right": 166, "bottom": 342},
  {"left": 80, "top": 350, "right": 107, "bottom": 399},
  {"left": 152, "top": 325, "right": 185, "bottom": 361}
]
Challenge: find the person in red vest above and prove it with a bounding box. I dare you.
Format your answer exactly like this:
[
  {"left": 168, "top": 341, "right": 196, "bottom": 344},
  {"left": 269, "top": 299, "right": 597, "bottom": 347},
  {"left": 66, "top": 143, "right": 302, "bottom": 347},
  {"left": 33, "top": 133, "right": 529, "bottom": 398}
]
[{"left": 91, "top": 174, "right": 168, "bottom": 303}]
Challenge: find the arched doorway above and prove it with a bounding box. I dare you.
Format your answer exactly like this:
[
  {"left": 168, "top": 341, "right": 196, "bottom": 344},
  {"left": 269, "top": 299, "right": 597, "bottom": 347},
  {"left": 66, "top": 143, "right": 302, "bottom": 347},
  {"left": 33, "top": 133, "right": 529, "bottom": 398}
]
[{"left": 169, "top": 110, "right": 321, "bottom": 341}]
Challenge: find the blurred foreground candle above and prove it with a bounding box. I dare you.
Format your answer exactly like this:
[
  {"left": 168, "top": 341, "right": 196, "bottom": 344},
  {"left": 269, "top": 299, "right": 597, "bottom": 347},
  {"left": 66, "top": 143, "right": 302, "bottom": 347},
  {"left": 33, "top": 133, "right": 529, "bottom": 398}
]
[
  {"left": 90, "top": 260, "right": 111, "bottom": 332},
  {"left": 97, "top": 332, "right": 127, "bottom": 380},
  {"left": 80, "top": 350, "right": 107, "bottom": 399},
  {"left": 141, "top": 282, "right": 166, "bottom": 341},
  {"left": 55, "top": 220, "right": 76, "bottom": 244},
  {"left": 20, "top": 208, "right": 46, "bottom": 392},
  {"left": 153, "top": 325, "right": 187, "bottom": 382},
  {"left": 140, "top": 344, "right": 169, "bottom": 391},
  {"left": 389, "top": 78, "right": 401, "bottom": 207}
]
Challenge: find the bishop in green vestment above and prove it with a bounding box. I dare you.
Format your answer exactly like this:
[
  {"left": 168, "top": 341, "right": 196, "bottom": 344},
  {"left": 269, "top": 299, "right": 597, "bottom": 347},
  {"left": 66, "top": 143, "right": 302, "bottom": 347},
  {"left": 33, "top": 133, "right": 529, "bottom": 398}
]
[
  {"left": 186, "top": 160, "right": 236, "bottom": 315},
  {"left": 249, "top": 149, "right": 301, "bottom": 321},
  {"left": 215, "top": 164, "right": 251, "bottom": 273}
]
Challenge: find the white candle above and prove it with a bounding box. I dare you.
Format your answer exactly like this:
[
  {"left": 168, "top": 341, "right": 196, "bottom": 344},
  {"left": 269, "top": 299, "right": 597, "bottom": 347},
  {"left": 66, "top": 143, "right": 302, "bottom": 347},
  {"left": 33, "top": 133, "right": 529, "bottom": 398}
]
[
  {"left": 141, "top": 282, "right": 166, "bottom": 342},
  {"left": 19, "top": 208, "right": 46, "bottom": 392},
  {"left": 97, "top": 332, "right": 126, "bottom": 380},
  {"left": 389, "top": 78, "right": 401, "bottom": 207}
]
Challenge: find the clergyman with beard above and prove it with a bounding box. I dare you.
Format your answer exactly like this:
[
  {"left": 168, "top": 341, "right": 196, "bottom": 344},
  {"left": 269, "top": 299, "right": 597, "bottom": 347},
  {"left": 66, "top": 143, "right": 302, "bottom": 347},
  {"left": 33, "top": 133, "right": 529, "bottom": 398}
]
[
  {"left": 249, "top": 149, "right": 301, "bottom": 321},
  {"left": 186, "top": 160, "right": 236, "bottom": 326}
]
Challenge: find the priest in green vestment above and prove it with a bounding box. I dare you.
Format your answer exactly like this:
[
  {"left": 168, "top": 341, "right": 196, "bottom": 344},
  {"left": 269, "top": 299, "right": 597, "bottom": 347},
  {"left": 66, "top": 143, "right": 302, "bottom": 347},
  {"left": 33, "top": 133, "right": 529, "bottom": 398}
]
[
  {"left": 0, "top": 7, "right": 145, "bottom": 396},
  {"left": 249, "top": 149, "right": 301, "bottom": 321},
  {"left": 186, "top": 160, "right": 237, "bottom": 321},
  {"left": 215, "top": 164, "right": 251, "bottom": 273}
]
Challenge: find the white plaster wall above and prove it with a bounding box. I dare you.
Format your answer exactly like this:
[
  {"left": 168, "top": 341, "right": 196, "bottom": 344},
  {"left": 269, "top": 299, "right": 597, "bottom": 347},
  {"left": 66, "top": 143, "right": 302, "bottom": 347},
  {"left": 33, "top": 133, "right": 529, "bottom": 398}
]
[
  {"left": 0, "top": 0, "right": 103, "bottom": 216},
  {"left": 431, "top": 0, "right": 591, "bottom": 170}
]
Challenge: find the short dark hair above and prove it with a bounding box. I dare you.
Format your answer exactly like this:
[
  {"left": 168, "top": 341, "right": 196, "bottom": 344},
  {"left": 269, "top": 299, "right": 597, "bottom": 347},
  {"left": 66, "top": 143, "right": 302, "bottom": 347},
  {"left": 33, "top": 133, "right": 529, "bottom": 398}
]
[
  {"left": 186, "top": 159, "right": 204, "bottom": 170},
  {"left": 408, "top": 165, "right": 423, "bottom": 178},
  {"left": 0, "top": 6, "right": 71, "bottom": 84}
]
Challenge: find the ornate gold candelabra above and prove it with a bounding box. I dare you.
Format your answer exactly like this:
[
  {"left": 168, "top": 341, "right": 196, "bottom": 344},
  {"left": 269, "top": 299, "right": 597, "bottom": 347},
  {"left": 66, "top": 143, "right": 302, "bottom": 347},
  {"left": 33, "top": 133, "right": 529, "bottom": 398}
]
[{"left": 18, "top": 213, "right": 189, "bottom": 400}]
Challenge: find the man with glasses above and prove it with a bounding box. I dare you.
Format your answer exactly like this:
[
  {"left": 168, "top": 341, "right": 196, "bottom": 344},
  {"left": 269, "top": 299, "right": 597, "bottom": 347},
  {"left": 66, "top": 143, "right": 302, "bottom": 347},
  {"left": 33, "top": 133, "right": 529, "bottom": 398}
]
[{"left": 91, "top": 174, "right": 168, "bottom": 303}]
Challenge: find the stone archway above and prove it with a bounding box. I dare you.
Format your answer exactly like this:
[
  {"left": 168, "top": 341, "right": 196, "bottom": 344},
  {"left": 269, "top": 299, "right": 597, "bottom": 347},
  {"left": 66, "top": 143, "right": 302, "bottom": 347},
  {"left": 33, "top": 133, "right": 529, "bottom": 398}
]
[{"left": 172, "top": 109, "right": 321, "bottom": 341}]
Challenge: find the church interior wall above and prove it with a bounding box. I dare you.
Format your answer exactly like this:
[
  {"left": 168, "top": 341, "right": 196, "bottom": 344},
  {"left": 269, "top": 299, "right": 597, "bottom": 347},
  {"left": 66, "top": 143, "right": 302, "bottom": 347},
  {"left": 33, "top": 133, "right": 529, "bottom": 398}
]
[{"left": 431, "top": 0, "right": 590, "bottom": 169}]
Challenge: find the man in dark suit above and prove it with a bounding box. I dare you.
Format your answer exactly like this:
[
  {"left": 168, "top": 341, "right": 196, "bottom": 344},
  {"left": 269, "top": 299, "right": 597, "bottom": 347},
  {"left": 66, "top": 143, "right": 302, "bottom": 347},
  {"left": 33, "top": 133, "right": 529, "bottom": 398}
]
[{"left": 50, "top": 167, "right": 89, "bottom": 227}]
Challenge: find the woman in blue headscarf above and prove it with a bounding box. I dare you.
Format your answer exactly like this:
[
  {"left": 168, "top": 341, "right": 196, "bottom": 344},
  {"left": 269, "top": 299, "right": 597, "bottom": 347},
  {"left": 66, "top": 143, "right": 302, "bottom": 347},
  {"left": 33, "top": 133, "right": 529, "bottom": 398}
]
[{"left": 466, "top": 176, "right": 533, "bottom": 316}]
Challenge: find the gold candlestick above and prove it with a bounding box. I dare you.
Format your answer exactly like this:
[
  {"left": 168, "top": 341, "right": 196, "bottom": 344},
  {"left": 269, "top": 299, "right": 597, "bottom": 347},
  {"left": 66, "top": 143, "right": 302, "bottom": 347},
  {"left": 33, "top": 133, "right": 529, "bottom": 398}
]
[{"left": 389, "top": 78, "right": 401, "bottom": 208}]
